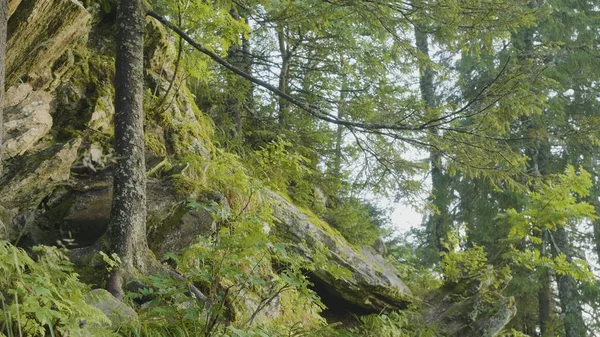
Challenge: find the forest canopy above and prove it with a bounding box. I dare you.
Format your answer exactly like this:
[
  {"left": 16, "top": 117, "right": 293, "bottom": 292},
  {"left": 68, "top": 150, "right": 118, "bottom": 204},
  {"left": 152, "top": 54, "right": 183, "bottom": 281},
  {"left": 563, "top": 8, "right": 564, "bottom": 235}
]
[{"left": 1, "top": 0, "right": 600, "bottom": 336}]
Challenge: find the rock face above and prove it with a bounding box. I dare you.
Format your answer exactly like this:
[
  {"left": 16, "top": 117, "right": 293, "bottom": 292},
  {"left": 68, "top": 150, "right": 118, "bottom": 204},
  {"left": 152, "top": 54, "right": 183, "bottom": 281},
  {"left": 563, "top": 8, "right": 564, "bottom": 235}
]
[
  {"left": 0, "top": 2, "right": 422, "bottom": 331},
  {"left": 3, "top": 84, "right": 53, "bottom": 158},
  {"left": 267, "top": 191, "right": 412, "bottom": 312},
  {"left": 423, "top": 291, "right": 517, "bottom": 337},
  {"left": 0, "top": 139, "right": 81, "bottom": 241},
  {"left": 7, "top": 0, "right": 90, "bottom": 87}
]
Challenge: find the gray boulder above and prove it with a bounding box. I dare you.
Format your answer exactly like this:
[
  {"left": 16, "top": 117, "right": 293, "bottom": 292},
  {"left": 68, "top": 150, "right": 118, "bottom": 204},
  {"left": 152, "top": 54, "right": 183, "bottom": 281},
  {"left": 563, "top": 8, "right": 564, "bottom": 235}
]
[
  {"left": 266, "top": 190, "right": 412, "bottom": 312},
  {"left": 0, "top": 139, "right": 81, "bottom": 241},
  {"left": 3, "top": 84, "right": 53, "bottom": 158},
  {"left": 85, "top": 289, "right": 138, "bottom": 325}
]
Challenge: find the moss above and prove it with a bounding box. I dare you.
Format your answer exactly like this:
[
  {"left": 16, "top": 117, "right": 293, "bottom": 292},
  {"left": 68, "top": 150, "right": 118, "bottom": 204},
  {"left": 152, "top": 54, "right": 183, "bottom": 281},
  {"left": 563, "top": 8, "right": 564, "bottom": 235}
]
[
  {"left": 146, "top": 202, "right": 187, "bottom": 255},
  {"left": 170, "top": 174, "right": 202, "bottom": 198},
  {"left": 296, "top": 205, "right": 348, "bottom": 245},
  {"left": 88, "top": 132, "right": 113, "bottom": 152},
  {"left": 275, "top": 287, "right": 324, "bottom": 328},
  {"left": 52, "top": 47, "right": 115, "bottom": 142},
  {"left": 145, "top": 133, "right": 167, "bottom": 157}
]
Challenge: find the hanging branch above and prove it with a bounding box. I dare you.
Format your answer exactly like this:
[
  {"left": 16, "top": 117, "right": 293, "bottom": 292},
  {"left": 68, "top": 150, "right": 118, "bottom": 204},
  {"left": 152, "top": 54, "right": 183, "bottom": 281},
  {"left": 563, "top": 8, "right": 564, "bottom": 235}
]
[{"left": 146, "top": 11, "right": 519, "bottom": 136}]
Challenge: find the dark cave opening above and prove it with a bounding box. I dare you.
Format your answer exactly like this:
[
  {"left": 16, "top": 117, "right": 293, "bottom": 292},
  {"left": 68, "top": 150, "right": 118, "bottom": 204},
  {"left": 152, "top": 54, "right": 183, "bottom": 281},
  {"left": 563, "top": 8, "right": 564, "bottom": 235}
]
[{"left": 306, "top": 272, "right": 376, "bottom": 327}]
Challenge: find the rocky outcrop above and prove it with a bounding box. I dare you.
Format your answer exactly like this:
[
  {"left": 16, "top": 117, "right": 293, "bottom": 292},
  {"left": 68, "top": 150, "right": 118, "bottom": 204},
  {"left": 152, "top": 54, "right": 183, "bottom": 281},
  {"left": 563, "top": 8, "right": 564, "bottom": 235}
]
[
  {"left": 0, "top": 3, "right": 420, "bottom": 332},
  {"left": 422, "top": 290, "right": 517, "bottom": 337},
  {"left": 27, "top": 173, "right": 214, "bottom": 251},
  {"left": 7, "top": 0, "right": 90, "bottom": 88},
  {"left": 267, "top": 191, "right": 412, "bottom": 312},
  {"left": 0, "top": 139, "right": 81, "bottom": 241},
  {"left": 3, "top": 84, "right": 53, "bottom": 158}
]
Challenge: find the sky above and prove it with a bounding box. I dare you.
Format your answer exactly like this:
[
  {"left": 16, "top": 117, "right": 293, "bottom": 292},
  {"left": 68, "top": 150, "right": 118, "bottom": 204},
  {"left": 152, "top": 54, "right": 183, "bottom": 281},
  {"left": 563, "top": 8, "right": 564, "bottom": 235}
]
[{"left": 391, "top": 202, "right": 423, "bottom": 233}]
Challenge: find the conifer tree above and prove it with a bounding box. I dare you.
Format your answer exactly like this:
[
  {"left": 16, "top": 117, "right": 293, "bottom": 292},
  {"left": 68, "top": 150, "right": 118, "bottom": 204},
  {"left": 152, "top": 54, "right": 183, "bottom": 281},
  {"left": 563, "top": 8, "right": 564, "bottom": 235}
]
[
  {"left": 0, "top": 0, "right": 6, "bottom": 174},
  {"left": 107, "top": 0, "right": 150, "bottom": 299}
]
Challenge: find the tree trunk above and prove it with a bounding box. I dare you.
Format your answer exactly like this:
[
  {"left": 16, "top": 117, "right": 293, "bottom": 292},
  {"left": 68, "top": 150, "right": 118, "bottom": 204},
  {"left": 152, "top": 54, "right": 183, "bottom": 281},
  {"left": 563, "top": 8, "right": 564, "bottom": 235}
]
[
  {"left": 414, "top": 22, "right": 450, "bottom": 256},
  {"left": 277, "top": 25, "right": 290, "bottom": 128},
  {"left": 107, "top": 0, "right": 149, "bottom": 300},
  {"left": 530, "top": 141, "right": 554, "bottom": 337},
  {"left": 0, "top": 0, "right": 6, "bottom": 174},
  {"left": 538, "top": 232, "right": 553, "bottom": 337},
  {"left": 552, "top": 226, "right": 585, "bottom": 337},
  {"left": 332, "top": 57, "right": 347, "bottom": 178},
  {"left": 225, "top": 8, "right": 252, "bottom": 140}
]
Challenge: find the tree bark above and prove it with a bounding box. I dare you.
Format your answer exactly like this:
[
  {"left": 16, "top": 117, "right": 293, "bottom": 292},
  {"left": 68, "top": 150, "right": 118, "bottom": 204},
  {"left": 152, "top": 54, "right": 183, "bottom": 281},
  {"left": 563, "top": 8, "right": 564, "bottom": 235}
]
[
  {"left": 537, "top": 233, "right": 553, "bottom": 337},
  {"left": 107, "top": 0, "right": 149, "bottom": 300},
  {"left": 277, "top": 25, "right": 290, "bottom": 128},
  {"left": 225, "top": 8, "right": 253, "bottom": 140},
  {"left": 332, "top": 57, "right": 347, "bottom": 178},
  {"left": 414, "top": 22, "right": 450, "bottom": 257},
  {"left": 530, "top": 141, "right": 554, "bottom": 337},
  {"left": 0, "top": 0, "right": 6, "bottom": 174},
  {"left": 551, "top": 226, "right": 585, "bottom": 337}
]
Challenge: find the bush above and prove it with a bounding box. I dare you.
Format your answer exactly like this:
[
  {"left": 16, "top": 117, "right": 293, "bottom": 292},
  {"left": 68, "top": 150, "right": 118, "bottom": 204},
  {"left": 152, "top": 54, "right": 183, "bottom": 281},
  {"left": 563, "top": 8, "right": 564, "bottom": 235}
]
[
  {"left": 323, "top": 198, "right": 385, "bottom": 246},
  {"left": 0, "top": 242, "right": 114, "bottom": 337}
]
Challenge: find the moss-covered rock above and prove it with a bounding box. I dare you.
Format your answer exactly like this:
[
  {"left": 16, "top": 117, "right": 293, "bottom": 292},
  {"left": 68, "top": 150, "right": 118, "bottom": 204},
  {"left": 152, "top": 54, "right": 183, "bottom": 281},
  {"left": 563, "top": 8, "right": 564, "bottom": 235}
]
[
  {"left": 3, "top": 84, "right": 54, "bottom": 158},
  {"left": 0, "top": 138, "right": 82, "bottom": 241},
  {"left": 266, "top": 190, "right": 413, "bottom": 312},
  {"left": 6, "top": 0, "right": 90, "bottom": 88},
  {"left": 85, "top": 288, "right": 138, "bottom": 325},
  {"left": 422, "top": 287, "right": 517, "bottom": 337}
]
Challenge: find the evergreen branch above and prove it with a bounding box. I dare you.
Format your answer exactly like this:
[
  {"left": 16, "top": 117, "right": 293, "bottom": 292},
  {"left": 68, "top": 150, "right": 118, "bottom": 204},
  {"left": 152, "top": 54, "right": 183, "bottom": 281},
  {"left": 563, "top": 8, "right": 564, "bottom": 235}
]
[{"left": 146, "top": 11, "right": 528, "bottom": 142}]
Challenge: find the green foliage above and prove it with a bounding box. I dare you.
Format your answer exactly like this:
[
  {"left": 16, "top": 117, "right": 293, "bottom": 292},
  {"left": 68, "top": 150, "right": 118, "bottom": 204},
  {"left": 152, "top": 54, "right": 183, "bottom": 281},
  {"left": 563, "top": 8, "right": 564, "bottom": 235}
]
[
  {"left": 386, "top": 234, "right": 443, "bottom": 298},
  {"left": 440, "top": 227, "right": 512, "bottom": 303},
  {"left": 124, "top": 198, "right": 325, "bottom": 336},
  {"left": 348, "top": 311, "right": 440, "bottom": 337},
  {"left": 322, "top": 198, "right": 384, "bottom": 246},
  {"left": 503, "top": 166, "right": 595, "bottom": 242},
  {"left": 499, "top": 166, "right": 596, "bottom": 282},
  {"left": 0, "top": 242, "right": 114, "bottom": 337},
  {"left": 245, "top": 137, "right": 314, "bottom": 206}
]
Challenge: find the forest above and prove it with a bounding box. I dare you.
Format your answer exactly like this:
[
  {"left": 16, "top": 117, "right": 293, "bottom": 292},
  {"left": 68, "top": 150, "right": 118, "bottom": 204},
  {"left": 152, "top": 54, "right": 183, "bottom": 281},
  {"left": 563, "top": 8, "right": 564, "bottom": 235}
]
[{"left": 0, "top": 0, "right": 600, "bottom": 336}]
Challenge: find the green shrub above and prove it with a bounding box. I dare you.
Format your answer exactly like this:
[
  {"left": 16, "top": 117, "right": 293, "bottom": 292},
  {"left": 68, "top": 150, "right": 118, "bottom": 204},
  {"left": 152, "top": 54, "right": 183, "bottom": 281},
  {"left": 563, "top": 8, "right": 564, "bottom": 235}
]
[
  {"left": 0, "top": 242, "right": 114, "bottom": 337},
  {"left": 322, "top": 198, "right": 383, "bottom": 246}
]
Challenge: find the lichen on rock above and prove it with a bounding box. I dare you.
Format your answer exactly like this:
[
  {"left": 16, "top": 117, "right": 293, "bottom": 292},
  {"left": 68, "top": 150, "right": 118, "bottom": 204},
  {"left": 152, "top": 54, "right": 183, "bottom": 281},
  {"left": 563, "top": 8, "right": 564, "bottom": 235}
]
[
  {"left": 7, "top": 0, "right": 90, "bottom": 88},
  {"left": 267, "top": 190, "right": 413, "bottom": 312},
  {"left": 2, "top": 83, "right": 53, "bottom": 158},
  {"left": 0, "top": 138, "right": 82, "bottom": 241}
]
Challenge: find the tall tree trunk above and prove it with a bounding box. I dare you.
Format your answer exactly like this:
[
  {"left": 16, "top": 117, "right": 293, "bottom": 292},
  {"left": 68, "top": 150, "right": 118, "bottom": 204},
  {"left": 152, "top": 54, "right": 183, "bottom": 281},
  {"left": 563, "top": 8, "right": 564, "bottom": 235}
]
[
  {"left": 332, "top": 57, "right": 347, "bottom": 178},
  {"left": 514, "top": 1, "right": 556, "bottom": 332},
  {"left": 538, "top": 230, "right": 553, "bottom": 337},
  {"left": 0, "top": 0, "right": 6, "bottom": 174},
  {"left": 277, "top": 25, "right": 290, "bottom": 128},
  {"left": 551, "top": 226, "right": 585, "bottom": 337},
  {"left": 225, "top": 8, "right": 252, "bottom": 140},
  {"left": 527, "top": 124, "right": 554, "bottom": 336},
  {"left": 107, "top": 0, "right": 149, "bottom": 300},
  {"left": 414, "top": 22, "right": 450, "bottom": 256}
]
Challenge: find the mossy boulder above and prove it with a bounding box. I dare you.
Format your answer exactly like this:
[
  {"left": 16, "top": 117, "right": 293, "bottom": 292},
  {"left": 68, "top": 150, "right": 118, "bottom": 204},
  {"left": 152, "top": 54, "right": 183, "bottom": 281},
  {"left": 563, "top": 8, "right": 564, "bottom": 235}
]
[
  {"left": 0, "top": 139, "right": 82, "bottom": 241},
  {"left": 85, "top": 289, "right": 138, "bottom": 325},
  {"left": 266, "top": 190, "right": 413, "bottom": 312},
  {"left": 7, "top": 0, "right": 90, "bottom": 88},
  {"left": 3, "top": 84, "right": 54, "bottom": 158},
  {"left": 422, "top": 289, "right": 517, "bottom": 337}
]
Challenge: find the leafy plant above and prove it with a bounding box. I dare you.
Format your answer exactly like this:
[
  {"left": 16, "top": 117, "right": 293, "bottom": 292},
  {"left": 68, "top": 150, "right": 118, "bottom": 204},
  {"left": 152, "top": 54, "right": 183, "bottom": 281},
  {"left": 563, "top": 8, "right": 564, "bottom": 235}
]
[
  {"left": 322, "top": 198, "right": 384, "bottom": 246},
  {"left": 0, "top": 242, "right": 114, "bottom": 337}
]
